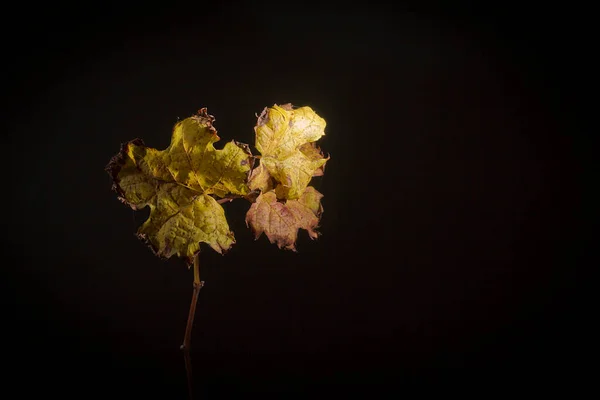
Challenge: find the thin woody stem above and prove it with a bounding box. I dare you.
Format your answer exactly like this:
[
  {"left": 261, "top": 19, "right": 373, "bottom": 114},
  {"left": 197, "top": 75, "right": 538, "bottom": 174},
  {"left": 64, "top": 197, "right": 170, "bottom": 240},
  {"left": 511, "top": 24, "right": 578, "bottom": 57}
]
[{"left": 181, "top": 252, "right": 204, "bottom": 400}]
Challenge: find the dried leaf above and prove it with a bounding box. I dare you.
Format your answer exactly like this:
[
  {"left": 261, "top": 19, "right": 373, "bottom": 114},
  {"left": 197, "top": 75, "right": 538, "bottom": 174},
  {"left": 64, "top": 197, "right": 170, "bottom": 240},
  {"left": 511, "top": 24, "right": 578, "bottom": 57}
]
[
  {"left": 246, "top": 104, "right": 329, "bottom": 250},
  {"left": 253, "top": 104, "right": 329, "bottom": 199},
  {"left": 106, "top": 108, "right": 252, "bottom": 262},
  {"left": 245, "top": 186, "right": 324, "bottom": 251},
  {"left": 248, "top": 163, "right": 274, "bottom": 193},
  {"left": 300, "top": 142, "right": 327, "bottom": 177}
]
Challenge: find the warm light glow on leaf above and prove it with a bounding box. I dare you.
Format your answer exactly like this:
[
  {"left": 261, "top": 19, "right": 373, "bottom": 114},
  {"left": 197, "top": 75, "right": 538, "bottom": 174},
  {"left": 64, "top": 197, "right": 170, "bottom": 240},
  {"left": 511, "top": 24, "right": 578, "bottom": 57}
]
[{"left": 106, "top": 108, "right": 252, "bottom": 262}]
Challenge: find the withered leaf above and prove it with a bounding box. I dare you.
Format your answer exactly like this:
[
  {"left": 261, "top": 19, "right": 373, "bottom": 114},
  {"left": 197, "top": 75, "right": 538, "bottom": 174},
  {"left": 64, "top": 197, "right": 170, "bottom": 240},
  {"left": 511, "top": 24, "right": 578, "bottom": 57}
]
[
  {"left": 252, "top": 104, "right": 329, "bottom": 200},
  {"left": 245, "top": 186, "right": 324, "bottom": 251},
  {"left": 106, "top": 108, "right": 252, "bottom": 263}
]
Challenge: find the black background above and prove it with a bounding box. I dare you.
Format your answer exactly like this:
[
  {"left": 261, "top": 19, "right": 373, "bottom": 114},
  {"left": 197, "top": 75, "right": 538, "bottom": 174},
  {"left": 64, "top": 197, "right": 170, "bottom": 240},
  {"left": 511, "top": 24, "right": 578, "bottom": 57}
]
[{"left": 3, "top": 1, "right": 591, "bottom": 397}]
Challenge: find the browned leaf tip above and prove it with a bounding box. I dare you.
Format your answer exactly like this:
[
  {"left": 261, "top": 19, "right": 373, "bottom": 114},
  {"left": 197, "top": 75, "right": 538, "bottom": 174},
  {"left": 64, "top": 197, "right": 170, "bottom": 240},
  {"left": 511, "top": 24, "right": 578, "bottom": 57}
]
[
  {"left": 105, "top": 138, "right": 145, "bottom": 207},
  {"left": 256, "top": 107, "right": 269, "bottom": 127}
]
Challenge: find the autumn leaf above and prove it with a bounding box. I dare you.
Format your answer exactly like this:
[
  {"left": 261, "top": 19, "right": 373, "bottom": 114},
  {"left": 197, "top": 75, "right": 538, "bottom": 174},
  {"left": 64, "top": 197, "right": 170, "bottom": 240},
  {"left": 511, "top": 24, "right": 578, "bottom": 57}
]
[
  {"left": 106, "top": 108, "right": 253, "bottom": 262},
  {"left": 249, "top": 104, "right": 329, "bottom": 200},
  {"left": 247, "top": 163, "right": 274, "bottom": 194},
  {"left": 245, "top": 186, "right": 324, "bottom": 251},
  {"left": 246, "top": 104, "right": 329, "bottom": 250}
]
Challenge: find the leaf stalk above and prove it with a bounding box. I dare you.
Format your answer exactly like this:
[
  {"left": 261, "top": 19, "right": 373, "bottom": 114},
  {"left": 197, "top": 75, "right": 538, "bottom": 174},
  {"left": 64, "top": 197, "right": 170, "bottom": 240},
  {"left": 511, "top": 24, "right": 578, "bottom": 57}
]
[{"left": 181, "top": 252, "right": 204, "bottom": 399}]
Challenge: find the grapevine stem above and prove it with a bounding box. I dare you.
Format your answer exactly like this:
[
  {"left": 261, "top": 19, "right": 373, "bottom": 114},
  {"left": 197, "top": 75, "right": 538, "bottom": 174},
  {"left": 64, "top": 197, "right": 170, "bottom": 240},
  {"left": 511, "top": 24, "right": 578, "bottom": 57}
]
[{"left": 181, "top": 251, "right": 204, "bottom": 400}]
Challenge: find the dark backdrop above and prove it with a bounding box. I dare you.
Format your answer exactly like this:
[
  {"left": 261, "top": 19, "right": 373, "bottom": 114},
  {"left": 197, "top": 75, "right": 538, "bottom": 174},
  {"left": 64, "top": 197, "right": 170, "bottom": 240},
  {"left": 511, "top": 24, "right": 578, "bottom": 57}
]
[{"left": 3, "top": 1, "right": 591, "bottom": 397}]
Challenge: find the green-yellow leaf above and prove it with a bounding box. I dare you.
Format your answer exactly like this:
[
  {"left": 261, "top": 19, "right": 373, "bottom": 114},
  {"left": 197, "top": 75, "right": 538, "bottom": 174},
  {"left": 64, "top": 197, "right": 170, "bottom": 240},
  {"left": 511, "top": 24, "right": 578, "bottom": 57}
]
[
  {"left": 253, "top": 104, "right": 329, "bottom": 199},
  {"left": 106, "top": 108, "right": 252, "bottom": 262},
  {"left": 245, "top": 186, "right": 324, "bottom": 251},
  {"left": 137, "top": 184, "right": 235, "bottom": 258}
]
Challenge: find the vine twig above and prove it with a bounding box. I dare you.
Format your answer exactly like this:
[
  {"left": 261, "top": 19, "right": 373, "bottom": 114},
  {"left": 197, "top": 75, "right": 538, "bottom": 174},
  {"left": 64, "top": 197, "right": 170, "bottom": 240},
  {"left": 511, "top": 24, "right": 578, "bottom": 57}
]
[{"left": 181, "top": 251, "right": 204, "bottom": 399}]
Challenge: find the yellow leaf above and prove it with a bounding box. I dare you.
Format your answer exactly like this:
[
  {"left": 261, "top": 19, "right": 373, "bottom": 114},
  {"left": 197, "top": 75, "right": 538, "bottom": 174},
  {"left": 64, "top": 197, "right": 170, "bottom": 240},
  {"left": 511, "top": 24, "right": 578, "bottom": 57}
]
[
  {"left": 253, "top": 104, "right": 329, "bottom": 199},
  {"left": 261, "top": 151, "right": 327, "bottom": 199},
  {"left": 245, "top": 186, "right": 324, "bottom": 251},
  {"left": 137, "top": 185, "right": 235, "bottom": 258},
  {"left": 106, "top": 108, "right": 252, "bottom": 262},
  {"left": 248, "top": 163, "right": 274, "bottom": 193},
  {"left": 299, "top": 142, "right": 327, "bottom": 177}
]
